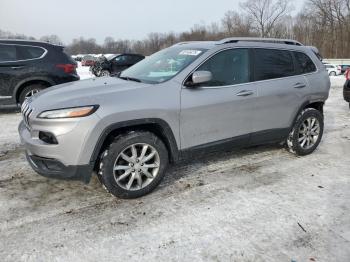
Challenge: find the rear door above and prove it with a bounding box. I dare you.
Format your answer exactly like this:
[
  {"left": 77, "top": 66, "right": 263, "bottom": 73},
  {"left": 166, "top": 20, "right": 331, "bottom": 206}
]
[
  {"left": 0, "top": 44, "right": 19, "bottom": 99},
  {"left": 250, "top": 48, "right": 309, "bottom": 143}
]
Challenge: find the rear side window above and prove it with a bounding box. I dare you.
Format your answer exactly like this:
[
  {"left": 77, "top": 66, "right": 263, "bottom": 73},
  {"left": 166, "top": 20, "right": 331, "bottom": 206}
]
[
  {"left": 196, "top": 48, "right": 250, "bottom": 86},
  {"left": 129, "top": 55, "right": 143, "bottom": 63},
  {"left": 0, "top": 44, "right": 17, "bottom": 62},
  {"left": 254, "top": 49, "right": 295, "bottom": 81},
  {"left": 17, "top": 45, "right": 45, "bottom": 60},
  {"left": 293, "top": 52, "right": 317, "bottom": 74}
]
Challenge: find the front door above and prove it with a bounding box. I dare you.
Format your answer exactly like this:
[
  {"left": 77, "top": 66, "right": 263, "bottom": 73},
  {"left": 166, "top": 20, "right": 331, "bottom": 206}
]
[{"left": 180, "top": 48, "right": 257, "bottom": 150}]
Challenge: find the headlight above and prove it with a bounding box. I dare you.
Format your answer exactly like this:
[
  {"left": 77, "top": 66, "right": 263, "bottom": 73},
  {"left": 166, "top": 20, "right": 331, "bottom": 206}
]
[{"left": 38, "top": 105, "right": 99, "bottom": 119}]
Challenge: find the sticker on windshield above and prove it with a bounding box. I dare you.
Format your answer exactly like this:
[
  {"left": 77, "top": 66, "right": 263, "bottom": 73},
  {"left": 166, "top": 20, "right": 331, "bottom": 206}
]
[{"left": 179, "top": 50, "right": 202, "bottom": 56}]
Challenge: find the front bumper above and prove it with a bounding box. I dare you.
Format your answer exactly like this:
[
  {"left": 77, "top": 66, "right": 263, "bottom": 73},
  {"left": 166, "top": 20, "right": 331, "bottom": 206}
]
[
  {"left": 344, "top": 80, "right": 350, "bottom": 102},
  {"left": 26, "top": 152, "right": 93, "bottom": 183},
  {"left": 18, "top": 116, "right": 99, "bottom": 183}
]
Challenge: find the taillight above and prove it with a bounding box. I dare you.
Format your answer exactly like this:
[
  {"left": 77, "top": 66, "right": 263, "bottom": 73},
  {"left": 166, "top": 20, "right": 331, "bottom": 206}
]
[
  {"left": 345, "top": 69, "right": 350, "bottom": 80},
  {"left": 56, "top": 64, "right": 76, "bottom": 74}
]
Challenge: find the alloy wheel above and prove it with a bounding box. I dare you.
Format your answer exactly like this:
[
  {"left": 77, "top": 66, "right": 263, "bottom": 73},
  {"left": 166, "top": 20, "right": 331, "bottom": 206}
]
[
  {"left": 298, "top": 117, "right": 320, "bottom": 149},
  {"left": 25, "top": 89, "right": 40, "bottom": 98},
  {"left": 113, "top": 143, "right": 160, "bottom": 191}
]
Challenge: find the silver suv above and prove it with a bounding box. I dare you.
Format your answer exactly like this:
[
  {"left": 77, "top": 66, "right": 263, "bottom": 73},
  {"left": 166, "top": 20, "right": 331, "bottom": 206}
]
[{"left": 19, "top": 38, "right": 330, "bottom": 198}]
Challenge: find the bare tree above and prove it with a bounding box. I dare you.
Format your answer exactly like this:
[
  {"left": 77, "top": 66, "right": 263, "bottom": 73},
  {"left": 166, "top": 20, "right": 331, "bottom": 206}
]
[
  {"left": 40, "top": 35, "right": 63, "bottom": 45},
  {"left": 240, "top": 0, "right": 293, "bottom": 37},
  {"left": 5, "top": 0, "right": 350, "bottom": 58},
  {"left": 221, "top": 10, "right": 255, "bottom": 36}
]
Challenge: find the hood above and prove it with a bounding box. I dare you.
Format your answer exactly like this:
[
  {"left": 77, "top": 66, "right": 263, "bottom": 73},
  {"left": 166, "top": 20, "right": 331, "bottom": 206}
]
[{"left": 30, "top": 77, "right": 151, "bottom": 112}]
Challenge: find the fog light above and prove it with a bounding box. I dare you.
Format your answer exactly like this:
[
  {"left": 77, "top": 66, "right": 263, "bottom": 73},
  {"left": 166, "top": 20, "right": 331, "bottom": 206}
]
[{"left": 39, "top": 131, "right": 58, "bottom": 144}]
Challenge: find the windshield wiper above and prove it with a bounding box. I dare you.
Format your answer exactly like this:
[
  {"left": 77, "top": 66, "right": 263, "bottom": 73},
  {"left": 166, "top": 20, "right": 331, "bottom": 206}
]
[{"left": 118, "top": 76, "right": 142, "bottom": 83}]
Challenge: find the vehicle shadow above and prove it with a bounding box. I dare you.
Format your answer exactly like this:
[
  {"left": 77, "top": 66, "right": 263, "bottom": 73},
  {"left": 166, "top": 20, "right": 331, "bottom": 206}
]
[
  {"left": 162, "top": 143, "right": 285, "bottom": 188},
  {"left": 0, "top": 108, "right": 20, "bottom": 114},
  {"left": 0, "top": 141, "right": 286, "bottom": 221}
]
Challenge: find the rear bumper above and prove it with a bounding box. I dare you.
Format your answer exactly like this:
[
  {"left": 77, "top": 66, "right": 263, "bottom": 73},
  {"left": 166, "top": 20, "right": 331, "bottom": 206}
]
[
  {"left": 344, "top": 80, "right": 350, "bottom": 102},
  {"left": 26, "top": 152, "right": 93, "bottom": 183},
  {"left": 54, "top": 74, "right": 80, "bottom": 85}
]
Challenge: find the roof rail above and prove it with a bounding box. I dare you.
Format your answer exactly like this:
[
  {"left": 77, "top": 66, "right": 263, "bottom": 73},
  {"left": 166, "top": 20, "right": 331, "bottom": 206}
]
[{"left": 218, "top": 37, "right": 303, "bottom": 46}]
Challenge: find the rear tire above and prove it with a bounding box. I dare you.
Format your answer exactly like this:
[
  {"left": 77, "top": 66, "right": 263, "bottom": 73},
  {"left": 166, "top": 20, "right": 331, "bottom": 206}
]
[
  {"left": 18, "top": 84, "right": 45, "bottom": 104},
  {"left": 287, "top": 108, "right": 324, "bottom": 156},
  {"left": 98, "top": 131, "right": 169, "bottom": 199}
]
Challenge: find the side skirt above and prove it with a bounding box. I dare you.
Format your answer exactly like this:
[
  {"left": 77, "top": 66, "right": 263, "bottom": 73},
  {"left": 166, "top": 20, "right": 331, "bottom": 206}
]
[{"left": 179, "top": 128, "right": 289, "bottom": 161}]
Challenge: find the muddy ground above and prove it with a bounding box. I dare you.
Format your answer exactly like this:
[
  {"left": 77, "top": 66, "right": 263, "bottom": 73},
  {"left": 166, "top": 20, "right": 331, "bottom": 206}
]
[{"left": 0, "top": 77, "right": 349, "bottom": 262}]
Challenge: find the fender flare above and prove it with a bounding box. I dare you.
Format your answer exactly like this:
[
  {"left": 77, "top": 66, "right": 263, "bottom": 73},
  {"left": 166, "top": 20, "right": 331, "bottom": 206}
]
[
  {"left": 289, "top": 100, "right": 324, "bottom": 132},
  {"left": 13, "top": 76, "right": 55, "bottom": 101},
  {"left": 90, "top": 118, "right": 180, "bottom": 165}
]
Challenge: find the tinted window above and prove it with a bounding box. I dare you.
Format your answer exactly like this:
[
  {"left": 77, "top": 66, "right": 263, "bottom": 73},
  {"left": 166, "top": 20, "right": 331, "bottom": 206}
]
[
  {"left": 17, "top": 46, "right": 45, "bottom": 60},
  {"left": 254, "top": 49, "right": 295, "bottom": 81},
  {"left": 115, "top": 55, "right": 127, "bottom": 63},
  {"left": 196, "top": 49, "right": 250, "bottom": 86},
  {"left": 129, "top": 55, "right": 143, "bottom": 64},
  {"left": 294, "top": 52, "right": 316, "bottom": 74},
  {"left": 0, "top": 44, "right": 17, "bottom": 62}
]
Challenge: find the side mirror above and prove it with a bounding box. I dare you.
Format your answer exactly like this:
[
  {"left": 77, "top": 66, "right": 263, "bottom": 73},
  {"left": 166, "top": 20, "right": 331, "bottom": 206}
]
[{"left": 191, "top": 71, "right": 212, "bottom": 85}]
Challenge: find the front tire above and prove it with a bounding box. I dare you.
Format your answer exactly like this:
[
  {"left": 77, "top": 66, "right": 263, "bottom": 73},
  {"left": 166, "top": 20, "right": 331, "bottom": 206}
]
[
  {"left": 287, "top": 108, "right": 324, "bottom": 156},
  {"left": 98, "top": 131, "right": 169, "bottom": 199}
]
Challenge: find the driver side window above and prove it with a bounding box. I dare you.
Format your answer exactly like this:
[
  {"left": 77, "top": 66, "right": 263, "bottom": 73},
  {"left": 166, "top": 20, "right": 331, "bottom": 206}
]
[{"left": 196, "top": 49, "right": 250, "bottom": 87}]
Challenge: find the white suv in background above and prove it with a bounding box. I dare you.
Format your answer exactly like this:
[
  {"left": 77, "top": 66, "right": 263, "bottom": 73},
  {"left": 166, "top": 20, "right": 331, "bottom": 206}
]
[{"left": 324, "top": 63, "right": 341, "bottom": 76}]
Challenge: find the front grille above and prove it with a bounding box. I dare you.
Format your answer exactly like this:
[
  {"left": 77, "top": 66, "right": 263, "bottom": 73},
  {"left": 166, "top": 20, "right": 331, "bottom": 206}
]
[{"left": 21, "top": 100, "right": 33, "bottom": 129}]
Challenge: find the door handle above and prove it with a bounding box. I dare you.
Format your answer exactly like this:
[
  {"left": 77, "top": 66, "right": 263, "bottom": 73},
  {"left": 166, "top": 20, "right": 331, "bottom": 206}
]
[
  {"left": 236, "top": 90, "right": 254, "bottom": 97},
  {"left": 293, "top": 83, "right": 306, "bottom": 89}
]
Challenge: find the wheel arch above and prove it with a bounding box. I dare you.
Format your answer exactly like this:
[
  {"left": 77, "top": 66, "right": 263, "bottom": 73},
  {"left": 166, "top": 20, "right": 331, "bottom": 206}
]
[
  {"left": 290, "top": 100, "right": 324, "bottom": 131},
  {"left": 90, "top": 118, "right": 180, "bottom": 169},
  {"left": 14, "top": 77, "right": 55, "bottom": 103}
]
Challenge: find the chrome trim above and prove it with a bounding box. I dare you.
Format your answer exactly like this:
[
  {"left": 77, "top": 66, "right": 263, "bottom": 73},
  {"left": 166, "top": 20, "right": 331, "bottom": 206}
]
[
  {"left": 0, "top": 96, "right": 12, "bottom": 99},
  {"left": 218, "top": 37, "right": 303, "bottom": 46},
  {"left": 0, "top": 43, "right": 48, "bottom": 63},
  {"left": 181, "top": 47, "right": 319, "bottom": 89},
  {"left": 21, "top": 99, "right": 33, "bottom": 129}
]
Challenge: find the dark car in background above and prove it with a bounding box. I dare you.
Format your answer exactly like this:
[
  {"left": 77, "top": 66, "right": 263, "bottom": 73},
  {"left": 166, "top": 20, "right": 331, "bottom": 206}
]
[
  {"left": 344, "top": 68, "right": 350, "bottom": 108},
  {"left": 339, "top": 64, "right": 350, "bottom": 74},
  {"left": 91, "top": 53, "right": 145, "bottom": 77},
  {"left": 0, "top": 39, "right": 79, "bottom": 107}
]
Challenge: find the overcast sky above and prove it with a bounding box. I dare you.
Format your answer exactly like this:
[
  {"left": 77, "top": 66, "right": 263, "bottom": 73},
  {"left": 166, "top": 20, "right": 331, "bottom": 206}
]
[{"left": 0, "top": 0, "right": 305, "bottom": 44}]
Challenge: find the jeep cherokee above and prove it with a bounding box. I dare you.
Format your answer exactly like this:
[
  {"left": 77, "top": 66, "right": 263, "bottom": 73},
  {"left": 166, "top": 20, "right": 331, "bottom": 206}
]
[{"left": 18, "top": 37, "right": 330, "bottom": 198}]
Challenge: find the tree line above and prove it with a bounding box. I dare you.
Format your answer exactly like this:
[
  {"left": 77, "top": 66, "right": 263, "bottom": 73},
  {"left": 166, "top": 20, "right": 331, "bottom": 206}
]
[{"left": 1, "top": 0, "right": 350, "bottom": 58}]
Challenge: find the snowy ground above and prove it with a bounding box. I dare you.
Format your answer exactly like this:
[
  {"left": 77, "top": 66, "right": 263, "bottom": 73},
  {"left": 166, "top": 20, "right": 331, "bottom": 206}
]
[
  {"left": 76, "top": 62, "right": 95, "bottom": 80},
  {"left": 0, "top": 74, "right": 349, "bottom": 262}
]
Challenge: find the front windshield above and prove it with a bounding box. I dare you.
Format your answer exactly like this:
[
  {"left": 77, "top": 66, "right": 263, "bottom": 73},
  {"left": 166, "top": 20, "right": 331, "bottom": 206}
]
[{"left": 120, "top": 46, "right": 207, "bottom": 84}]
